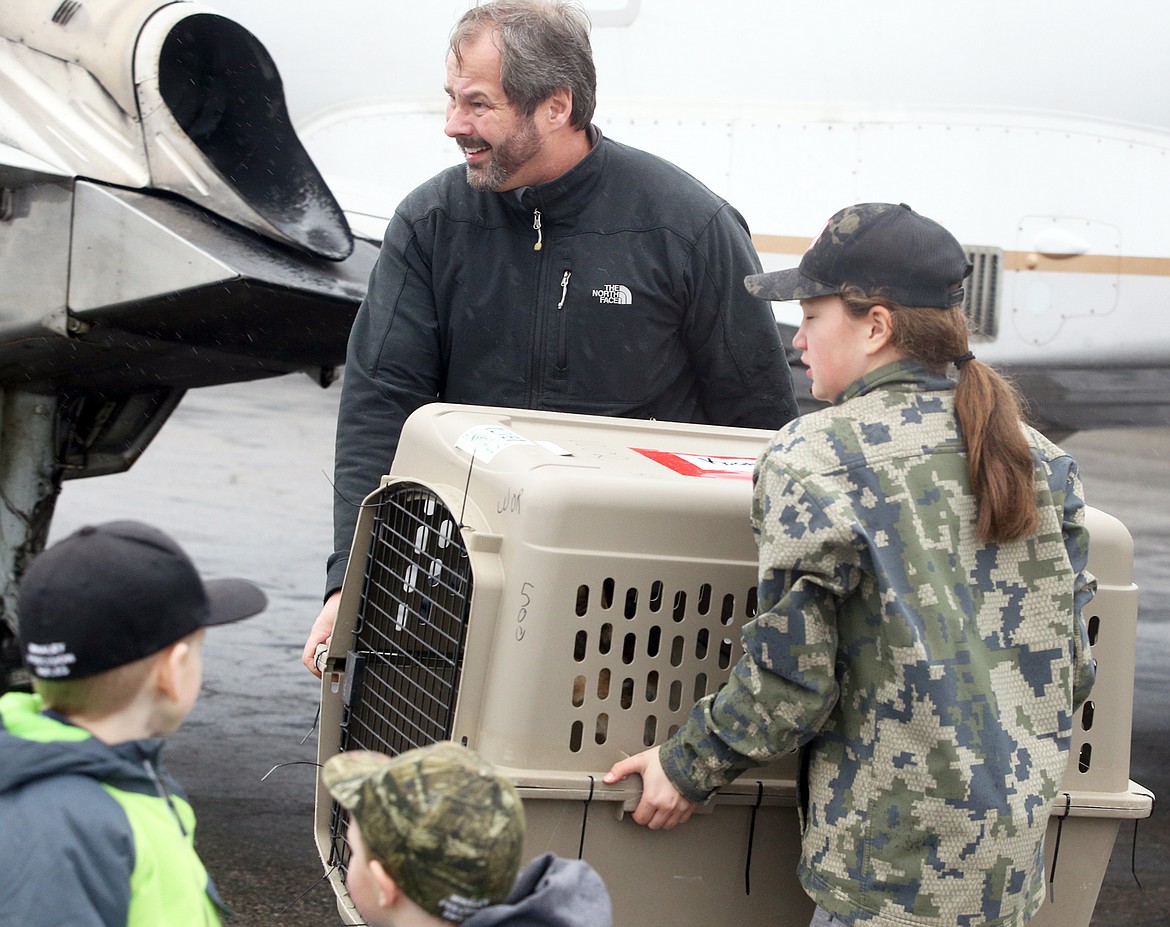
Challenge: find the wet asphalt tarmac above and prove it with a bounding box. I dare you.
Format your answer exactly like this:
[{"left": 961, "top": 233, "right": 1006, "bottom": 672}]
[{"left": 47, "top": 374, "right": 1168, "bottom": 926}]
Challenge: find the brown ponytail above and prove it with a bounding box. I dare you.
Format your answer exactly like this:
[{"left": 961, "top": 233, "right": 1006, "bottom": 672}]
[{"left": 841, "top": 290, "right": 1039, "bottom": 542}]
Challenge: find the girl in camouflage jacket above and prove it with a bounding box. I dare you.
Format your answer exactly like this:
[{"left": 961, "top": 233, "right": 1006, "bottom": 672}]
[{"left": 606, "top": 203, "right": 1096, "bottom": 927}]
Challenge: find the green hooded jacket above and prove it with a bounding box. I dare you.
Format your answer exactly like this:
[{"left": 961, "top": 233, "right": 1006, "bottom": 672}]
[{"left": 0, "top": 691, "right": 224, "bottom": 927}]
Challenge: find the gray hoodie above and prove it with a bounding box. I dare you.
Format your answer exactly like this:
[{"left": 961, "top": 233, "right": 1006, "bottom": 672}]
[{"left": 464, "top": 854, "right": 612, "bottom": 927}]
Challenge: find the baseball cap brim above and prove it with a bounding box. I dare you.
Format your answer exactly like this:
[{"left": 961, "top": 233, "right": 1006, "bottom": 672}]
[
  {"left": 203, "top": 578, "right": 268, "bottom": 627},
  {"left": 744, "top": 268, "right": 840, "bottom": 302},
  {"left": 323, "top": 750, "right": 394, "bottom": 809}
]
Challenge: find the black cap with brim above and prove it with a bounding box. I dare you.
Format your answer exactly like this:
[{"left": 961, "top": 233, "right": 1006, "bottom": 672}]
[
  {"left": 744, "top": 267, "right": 840, "bottom": 303},
  {"left": 203, "top": 578, "right": 270, "bottom": 627},
  {"left": 744, "top": 203, "right": 971, "bottom": 308},
  {"left": 18, "top": 521, "right": 267, "bottom": 680}
]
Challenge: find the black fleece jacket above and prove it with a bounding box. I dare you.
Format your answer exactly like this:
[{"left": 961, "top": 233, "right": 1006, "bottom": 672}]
[{"left": 328, "top": 129, "right": 797, "bottom": 591}]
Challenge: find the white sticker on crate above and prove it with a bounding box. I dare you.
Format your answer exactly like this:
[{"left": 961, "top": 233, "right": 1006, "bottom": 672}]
[{"left": 455, "top": 424, "right": 535, "bottom": 461}]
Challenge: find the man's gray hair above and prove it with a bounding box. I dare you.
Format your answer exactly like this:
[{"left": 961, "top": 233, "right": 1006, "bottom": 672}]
[{"left": 450, "top": 0, "right": 597, "bottom": 129}]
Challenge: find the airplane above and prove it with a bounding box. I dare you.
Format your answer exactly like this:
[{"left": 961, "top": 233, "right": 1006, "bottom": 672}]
[
  {"left": 0, "top": 0, "right": 381, "bottom": 688},
  {"left": 225, "top": 0, "right": 1170, "bottom": 435},
  {"left": 1, "top": 0, "right": 1168, "bottom": 689}
]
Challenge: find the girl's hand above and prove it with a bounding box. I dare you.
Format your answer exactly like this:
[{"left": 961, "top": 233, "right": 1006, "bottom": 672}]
[{"left": 604, "top": 748, "right": 699, "bottom": 830}]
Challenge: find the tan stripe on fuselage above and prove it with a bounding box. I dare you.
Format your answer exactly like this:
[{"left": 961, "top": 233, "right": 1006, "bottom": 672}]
[{"left": 752, "top": 235, "right": 1170, "bottom": 277}]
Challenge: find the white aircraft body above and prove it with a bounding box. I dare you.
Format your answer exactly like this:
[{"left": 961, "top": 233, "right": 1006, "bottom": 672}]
[{"left": 214, "top": 0, "right": 1170, "bottom": 435}]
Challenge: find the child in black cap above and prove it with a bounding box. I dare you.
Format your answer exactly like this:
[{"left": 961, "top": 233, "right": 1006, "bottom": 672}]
[{"left": 0, "top": 520, "right": 267, "bottom": 927}]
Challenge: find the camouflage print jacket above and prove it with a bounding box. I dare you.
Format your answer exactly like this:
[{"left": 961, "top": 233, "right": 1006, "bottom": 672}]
[{"left": 659, "top": 360, "right": 1096, "bottom": 927}]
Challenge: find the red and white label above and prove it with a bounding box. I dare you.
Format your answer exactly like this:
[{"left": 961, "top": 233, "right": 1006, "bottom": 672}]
[{"left": 632, "top": 448, "right": 756, "bottom": 479}]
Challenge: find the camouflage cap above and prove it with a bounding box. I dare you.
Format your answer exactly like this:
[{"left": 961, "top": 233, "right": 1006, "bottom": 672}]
[
  {"left": 323, "top": 743, "right": 525, "bottom": 923},
  {"left": 745, "top": 202, "right": 972, "bottom": 308}
]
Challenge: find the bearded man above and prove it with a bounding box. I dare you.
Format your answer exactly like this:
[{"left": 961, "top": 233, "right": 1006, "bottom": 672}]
[{"left": 304, "top": 0, "right": 797, "bottom": 674}]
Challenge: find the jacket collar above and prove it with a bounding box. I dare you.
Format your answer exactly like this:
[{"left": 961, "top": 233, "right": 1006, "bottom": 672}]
[
  {"left": 838, "top": 359, "right": 956, "bottom": 405},
  {"left": 509, "top": 125, "right": 605, "bottom": 220},
  {"left": 0, "top": 691, "right": 166, "bottom": 796}
]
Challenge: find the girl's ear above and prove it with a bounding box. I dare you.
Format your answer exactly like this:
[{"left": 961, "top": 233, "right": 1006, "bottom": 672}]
[{"left": 866, "top": 304, "right": 894, "bottom": 354}]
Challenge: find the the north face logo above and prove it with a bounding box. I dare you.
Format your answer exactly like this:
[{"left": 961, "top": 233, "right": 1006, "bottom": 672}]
[{"left": 593, "top": 284, "right": 632, "bottom": 305}]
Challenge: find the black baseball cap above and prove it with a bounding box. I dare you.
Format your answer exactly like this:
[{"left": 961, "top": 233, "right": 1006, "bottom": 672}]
[
  {"left": 745, "top": 202, "right": 972, "bottom": 308},
  {"left": 18, "top": 520, "right": 267, "bottom": 680}
]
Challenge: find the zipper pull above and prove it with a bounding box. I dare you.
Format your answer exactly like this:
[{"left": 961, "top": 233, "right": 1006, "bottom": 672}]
[
  {"left": 533, "top": 208, "right": 543, "bottom": 251},
  {"left": 557, "top": 270, "right": 571, "bottom": 309}
]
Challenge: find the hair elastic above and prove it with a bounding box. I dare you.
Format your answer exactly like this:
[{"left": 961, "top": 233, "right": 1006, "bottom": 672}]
[{"left": 954, "top": 351, "right": 976, "bottom": 369}]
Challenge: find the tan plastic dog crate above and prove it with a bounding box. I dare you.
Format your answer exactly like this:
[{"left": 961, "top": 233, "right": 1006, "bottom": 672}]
[{"left": 316, "top": 404, "right": 1152, "bottom": 926}]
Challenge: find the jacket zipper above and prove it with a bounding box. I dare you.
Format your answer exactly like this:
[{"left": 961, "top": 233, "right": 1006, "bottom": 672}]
[
  {"left": 523, "top": 200, "right": 545, "bottom": 407},
  {"left": 556, "top": 270, "right": 572, "bottom": 368},
  {"left": 143, "top": 757, "right": 189, "bottom": 837}
]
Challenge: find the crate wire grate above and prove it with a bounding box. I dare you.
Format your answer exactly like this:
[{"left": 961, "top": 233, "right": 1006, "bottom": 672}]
[{"left": 328, "top": 482, "right": 473, "bottom": 876}]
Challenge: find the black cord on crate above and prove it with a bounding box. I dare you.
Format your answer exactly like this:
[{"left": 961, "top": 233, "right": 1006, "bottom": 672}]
[
  {"left": 1129, "top": 788, "right": 1156, "bottom": 891},
  {"left": 276, "top": 865, "right": 347, "bottom": 920},
  {"left": 302, "top": 701, "right": 322, "bottom": 745},
  {"left": 1129, "top": 818, "right": 1144, "bottom": 891},
  {"left": 579, "top": 775, "right": 596, "bottom": 860},
  {"left": 260, "top": 760, "right": 323, "bottom": 782},
  {"left": 459, "top": 453, "right": 478, "bottom": 529},
  {"left": 1048, "top": 792, "right": 1072, "bottom": 904},
  {"left": 745, "top": 781, "right": 764, "bottom": 895}
]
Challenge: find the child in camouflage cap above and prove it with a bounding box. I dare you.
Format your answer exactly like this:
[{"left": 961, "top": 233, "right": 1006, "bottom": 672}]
[
  {"left": 324, "top": 741, "right": 612, "bottom": 926},
  {"left": 607, "top": 203, "right": 1096, "bottom": 927}
]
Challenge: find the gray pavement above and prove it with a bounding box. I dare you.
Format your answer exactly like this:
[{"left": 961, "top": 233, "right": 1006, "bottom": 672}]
[{"left": 48, "top": 374, "right": 1168, "bottom": 926}]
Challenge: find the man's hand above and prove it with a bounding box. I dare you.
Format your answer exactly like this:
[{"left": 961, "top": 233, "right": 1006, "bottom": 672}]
[
  {"left": 302, "top": 590, "right": 341, "bottom": 677},
  {"left": 604, "top": 747, "right": 699, "bottom": 830}
]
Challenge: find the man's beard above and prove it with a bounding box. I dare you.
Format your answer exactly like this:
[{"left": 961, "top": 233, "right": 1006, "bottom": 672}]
[{"left": 460, "top": 115, "right": 543, "bottom": 191}]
